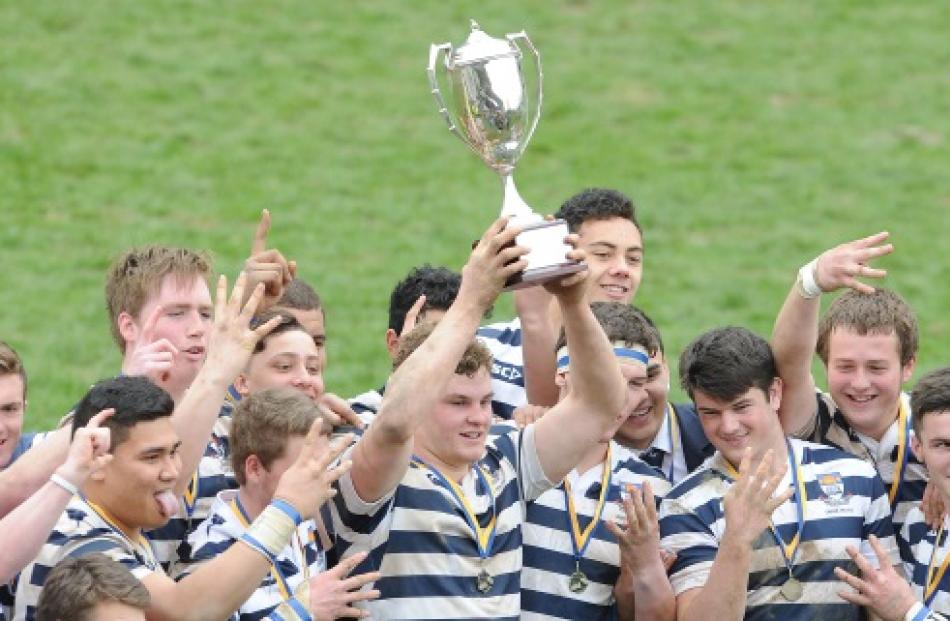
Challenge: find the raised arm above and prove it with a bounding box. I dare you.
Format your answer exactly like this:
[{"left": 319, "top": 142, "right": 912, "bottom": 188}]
[
  {"left": 532, "top": 251, "right": 627, "bottom": 482},
  {"left": 0, "top": 424, "right": 70, "bottom": 517},
  {"left": 0, "top": 409, "right": 112, "bottom": 583},
  {"left": 772, "top": 232, "right": 892, "bottom": 434},
  {"left": 350, "top": 218, "right": 528, "bottom": 503},
  {"left": 240, "top": 208, "right": 296, "bottom": 311},
  {"left": 169, "top": 273, "right": 281, "bottom": 496},
  {"left": 517, "top": 285, "right": 561, "bottom": 407}
]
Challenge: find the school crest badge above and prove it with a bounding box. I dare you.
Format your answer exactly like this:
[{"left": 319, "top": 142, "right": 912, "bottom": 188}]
[{"left": 817, "top": 472, "right": 851, "bottom": 506}]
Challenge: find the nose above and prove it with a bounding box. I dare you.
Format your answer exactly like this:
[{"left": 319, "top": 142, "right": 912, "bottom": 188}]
[
  {"left": 720, "top": 410, "right": 742, "bottom": 435},
  {"left": 291, "top": 367, "right": 325, "bottom": 399},
  {"left": 161, "top": 454, "right": 181, "bottom": 482},
  {"left": 467, "top": 401, "right": 492, "bottom": 426},
  {"left": 852, "top": 368, "right": 872, "bottom": 390},
  {"left": 186, "top": 309, "right": 207, "bottom": 338},
  {"left": 608, "top": 254, "right": 631, "bottom": 277}
]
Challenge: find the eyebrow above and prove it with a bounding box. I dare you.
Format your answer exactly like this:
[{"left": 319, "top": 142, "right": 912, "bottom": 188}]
[{"left": 138, "top": 440, "right": 182, "bottom": 457}]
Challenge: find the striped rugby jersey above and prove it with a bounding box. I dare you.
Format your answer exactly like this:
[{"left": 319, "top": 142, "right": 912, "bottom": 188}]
[
  {"left": 330, "top": 424, "right": 553, "bottom": 620},
  {"left": 176, "top": 489, "right": 327, "bottom": 620},
  {"left": 15, "top": 495, "right": 163, "bottom": 620},
  {"left": 900, "top": 507, "right": 950, "bottom": 618},
  {"left": 792, "top": 391, "right": 927, "bottom": 542},
  {"left": 348, "top": 385, "right": 385, "bottom": 425},
  {"left": 659, "top": 438, "right": 898, "bottom": 620},
  {"left": 521, "top": 441, "right": 671, "bottom": 620},
  {"left": 146, "top": 407, "right": 237, "bottom": 573},
  {"left": 476, "top": 318, "right": 525, "bottom": 420}
]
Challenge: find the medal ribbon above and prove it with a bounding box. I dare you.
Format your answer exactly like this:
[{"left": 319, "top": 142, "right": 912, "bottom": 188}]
[
  {"left": 562, "top": 443, "right": 613, "bottom": 563},
  {"left": 665, "top": 404, "right": 679, "bottom": 483},
  {"left": 85, "top": 499, "right": 157, "bottom": 567},
  {"left": 925, "top": 521, "right": 950, "bottom": 605},
  {"left": 888, "top": 395, "right": 911, "bottom": 508},
  {"left": 230, "top": 496, "right": 308, "bottom": 601},
  {"left": 411, "top": 456, "right": 497, "bottom": 558},
  {"left": 724, "top": 439, "right": 806, "bottom": 569}
]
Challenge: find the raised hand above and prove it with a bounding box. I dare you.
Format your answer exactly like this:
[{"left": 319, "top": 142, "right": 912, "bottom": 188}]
[
  {"left": 401, "top": 294, "right": 427, "bottom": 335},
  {"left": 203, "top": 272, "right": 283, "bottom": 385},
  {"left": 460, "top": 217, "right": 529, "bottom": 311},
  {"left": 56, "top": 408, "right": 114, "bottom": 488},
  {"left": 834, "top": 534, "right": 915, "bottom": 621},
  {"left": 273, "top": 421, "right": 354, "bottom": 520},
  {"left": 722, "top": 448, "right": 794, "bottom": 547},
  {"left": 124, "top": 304, "right": 179, "bottom": 387},
  {"left": 607, "top": 481, "right": 663, "bottom": 571},
  {"left": 243, "top": 209, "right": 296, "bottom": 311},
  {"left": 307, "top": 551, "right": 381, "bottom": 620},
  {"left": 813, "top": 231, "right": 893, "bottom": 295},
  {"left": 317, "top": 392, "right": 365, "bottom": 431},
  {"left": 541, "top": 233, "right": 588, "bottom": 305},
  {"left": 512, "top": 404, "right": 548, "bottom": 428}
]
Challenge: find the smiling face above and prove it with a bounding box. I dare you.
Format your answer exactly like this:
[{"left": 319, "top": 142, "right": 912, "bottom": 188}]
[
  {"left": 235, "top": 329, "right": 325, "bottom": 402},
  {"left": 414, "top": 368, "right": 493, "bottom": 481},
  {"left": 0, "top": 374, "right": 25, "bottom": 469},
  {"left": 826, "top": 328, "right": 914, "bottom": 439},
  {"left": 912, "top": 411, "right": 950, "bottom": 508},
  {"left": 694, "top": 381, "right": 785, "bottom": 468},
  {"left": 577, "top": 217, "right": 643, "bottom": 304},
  {"left": 615, "top": 352, "right": 669, "bottom": 450},
  {"left": 87, "top": 417, "right": 182, "bottom": 532}
]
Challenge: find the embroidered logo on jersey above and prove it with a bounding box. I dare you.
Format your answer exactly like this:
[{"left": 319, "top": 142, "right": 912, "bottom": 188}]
[{"left": 817, "top": 472, "right": 852, "bottom": 507}]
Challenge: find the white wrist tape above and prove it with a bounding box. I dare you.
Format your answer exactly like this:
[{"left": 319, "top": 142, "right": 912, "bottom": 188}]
[
  {"left": 798, "top": 258, "right": 823, "bottom": 298},
  {"left": 50, "top": 473, "right": 80, "bottom": 496},
  {"left": 241, "top": 501, "right": 298, "bottom": 562}
]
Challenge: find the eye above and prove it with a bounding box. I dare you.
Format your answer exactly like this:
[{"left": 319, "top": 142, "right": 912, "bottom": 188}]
[
  {"left": 307, "top": 366, "right": 321, "bottom": 375},
  {"left": 200, "top": 310, "right": 213, "bottom": 320},
  {"left": 167, "top": 310, "right": 184, "bottom": 318},
  {"left": 627, "top": 255, "right": 643, "bottom": 266}
]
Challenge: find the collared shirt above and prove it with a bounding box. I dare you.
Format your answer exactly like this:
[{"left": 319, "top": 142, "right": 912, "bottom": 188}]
[
  {"left": 659, "top": 438, "right": 898, "bottom": 621},
  {"left": 633, "top": 409, "right": 689, "bottom": 485},
  {"left": 521, "top": 441, "right": 671, "bottom": 620},
  {"left": 901, "top": 508, "right": 950, "bottom": 618}
]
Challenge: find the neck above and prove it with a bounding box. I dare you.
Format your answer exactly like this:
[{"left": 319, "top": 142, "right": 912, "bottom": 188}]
[
  {"left": 849, "top": 403, "right": 901, "bottom": 442},
  {"left": 575, "top": 442, "right": 609, "bottom": 474},
  {"left": 415, "top": 447, "right": 472, "bottom": 483},
  {"left": 237, "top": 488, "right": 268, "bottom": 522},
  {"left": 86, "top": 494, "right": 140, "bottom": 541}
]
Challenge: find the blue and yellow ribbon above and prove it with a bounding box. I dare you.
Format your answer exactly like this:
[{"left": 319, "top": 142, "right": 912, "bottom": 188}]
[
  {"left": 562, "top": 443, "right": 613, "bottom": 565},
  {"left": 925, "top": 521, "right": 950, "bottom": 606}
]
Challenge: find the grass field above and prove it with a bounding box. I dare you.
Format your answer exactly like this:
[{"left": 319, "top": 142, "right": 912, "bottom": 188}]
[{"left": 1, "top": 1, "right": 947, "bottom": 431}]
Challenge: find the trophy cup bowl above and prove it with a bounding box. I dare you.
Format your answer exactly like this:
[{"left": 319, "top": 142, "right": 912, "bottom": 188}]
[{"left": 428, "top": 21, "right": 586, "bottom": 289}]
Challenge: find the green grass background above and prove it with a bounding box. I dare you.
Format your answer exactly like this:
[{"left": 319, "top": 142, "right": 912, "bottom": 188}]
[{"left": 1, "top": 1, "right": 947, "bottom": 431}]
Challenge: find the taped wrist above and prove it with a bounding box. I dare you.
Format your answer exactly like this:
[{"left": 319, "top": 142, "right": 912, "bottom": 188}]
[
  {"left": 797, "top": 258, "right": 822, "bottom": 299},
  {"left": 240, "top": 500, "right": 301, "bottom": 563}
]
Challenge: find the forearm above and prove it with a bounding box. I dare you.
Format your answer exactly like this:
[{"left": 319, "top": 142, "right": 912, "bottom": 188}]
[
  {"left": 170, "top": 367, "right": 231, "bottom": 496},
  {"left": 520, "top": 302, "right": 561, "bottom": 407},
  {"left": 615, "top": 561, "right": 676, "bottom": 621},
  {"left": 0, "top": 480, "right": 73, "bottom": 583},
  {"left": 677, "top": 534, "right": 751, "bottom": 621},
  {"left": 771, "top": 284, "right": 820, "bottom": 434},
  {"left": 0, "top": 426, "right": 70, "bottom": 517}
]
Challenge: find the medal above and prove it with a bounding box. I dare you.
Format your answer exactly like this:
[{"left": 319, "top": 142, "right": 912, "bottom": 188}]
[
  {"left": 780, "top": 576, "right": 803, "bottom": 601},
  {"left": 476, "top": 568, "right": 494, "bottom": 594},
  {"left": 568, "top": 566, "right": 588, "bottom": 593}
]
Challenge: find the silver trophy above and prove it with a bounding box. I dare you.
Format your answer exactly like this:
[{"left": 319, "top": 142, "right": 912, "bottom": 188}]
[{"left": 428, "top": 21, "right": 585, "bottom": 289}]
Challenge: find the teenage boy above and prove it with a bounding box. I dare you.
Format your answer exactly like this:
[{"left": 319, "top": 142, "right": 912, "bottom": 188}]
[
  {"left": 35, "top": 553, "right": 151, "bottom": 621},
  {"left": 349, "top": 264, "right": 462, "bottom": 422},
  {"left": 330, "top": 218, "right": 628, "bottom": 619},
  {"left": 181, "top": 389, "right": 379, "bottom": 620},
  {"left": 478, "top": 187, "right": 644, "bottom": 418},
  {"left": 15, "top": 375, "right": 353, "bottom": 621},
  {"left": 521, "top": 302, "right": 674, "bottom": 621},
  {"left": 772, "top": 232, "right": 926, "bottom": 536},
  {"left": 836, "top": 367, "right": 950, "bottom": 620},
  {"left": 0, "top": 342, "right": 33, "bottom": 472},
  {"left": 659, "top": 326, "right": 899, "bottom": 620}
]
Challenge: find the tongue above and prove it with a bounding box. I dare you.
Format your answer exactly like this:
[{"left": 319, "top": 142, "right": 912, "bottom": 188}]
[{"left": 155, "top": 491, "right": 180, "bottom": 518}]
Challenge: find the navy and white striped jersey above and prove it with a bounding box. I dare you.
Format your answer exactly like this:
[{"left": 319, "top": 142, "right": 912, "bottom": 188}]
[
  {"left": 330, "top": 425, "right": 553, "bottom": 619},
  {"left": 477, "top": 318, "right": 525, "bottom": 419},
  {"left": 900, "top": 507, "right": 950, "bottom": 618},
  {"left": 15, "top": 496, "right": 163, "bottom": 620},
  {"left": 348, "top": 385, "right": 385, "bottom": 426},
  {"left": 521, "top": 441, "right": 671, "bottom": 620},
  {"left": 659, "top": 439, "right": 898, "bottom": 620},
  {"left": 177, "top": 489, "right": 327, "bottom": 620},
  {"left": 793, "top": 391, "right": 927, "bottom": 541}
]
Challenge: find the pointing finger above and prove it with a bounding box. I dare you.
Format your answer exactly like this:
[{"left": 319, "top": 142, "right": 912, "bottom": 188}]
[
  {"left": 87, "top": 408, "right": 115, "bottom": 429},
  {"left": 138, "top": 304, "right": 164, "bottom": 345},
  {"left": 402, "top": 295, "right": 427, "bottom": 334},
  {"left": 252, "top": 208, "right": 271, "bottom": 255}
]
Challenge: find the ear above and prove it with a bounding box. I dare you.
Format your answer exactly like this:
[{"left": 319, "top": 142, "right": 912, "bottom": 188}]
[
  {"left": 234, "top": 374, "right": 251, "bottom": 398},
  {"left": 244, "top": 454, "right": 265, "bottom": 484},
  {"left": 911, "top": 431, "right": 924, "bottom": 463},
  {"left": 767, "top": 376, "right": 784, "bottom": 413},
  {"left": 385, "top": 329, "right": 400, "bottom": 360},
  {"left": 117, "top": 311, "right": 138, "bottom": 348},
  {"left": 902, "top": 356, "right": 917, "bottom": 384}
]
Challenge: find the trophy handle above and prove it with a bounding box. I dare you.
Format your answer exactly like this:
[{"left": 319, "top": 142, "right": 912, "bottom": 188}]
[
  {"left": 506, "top": 31, "right": 542, "bottom": 150},
  {"left": 427, "top": 43, "right": 467, "bottom": 143}
]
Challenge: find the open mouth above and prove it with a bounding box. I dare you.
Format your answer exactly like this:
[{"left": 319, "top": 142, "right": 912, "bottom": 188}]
[
  {"left": 182, "top": 346, "right": 206, "bottom": 361},
  {"left": 600, "top": 284, "right": 629, "bottom": 299},
  {"left": 154, "top": 490, "right": 180, "bottom": 519},
  {"left": 459, "top": 431, "right": 484, "bottom": 441}
]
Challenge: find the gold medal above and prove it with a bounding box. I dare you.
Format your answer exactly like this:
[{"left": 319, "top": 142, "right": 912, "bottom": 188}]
[
  {"left": 568, "top": 569, "right": 588, "bottom": 593},
  {"left": 476, "top": 568, "right": 494, "bottom": 594},
  {"left": 780, "top": 577, "right": 803, "bottom": 601}
]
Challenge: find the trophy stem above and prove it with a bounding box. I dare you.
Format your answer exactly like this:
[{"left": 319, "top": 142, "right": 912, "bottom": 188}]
[{"left": 500, "top": 174, "right": 540, "bottom": 222}]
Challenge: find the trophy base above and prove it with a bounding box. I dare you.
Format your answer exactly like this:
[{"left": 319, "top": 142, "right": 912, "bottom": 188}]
[{"left": 502, "top": 218, "right": 587, "bottom": 291}]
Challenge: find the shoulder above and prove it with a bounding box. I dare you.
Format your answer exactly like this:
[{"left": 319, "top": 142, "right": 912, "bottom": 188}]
[
  {"left": 662, "top": 461, "right": 725, "bottom": 510},
  {"left": 798, "top": 439, "right": 876, "bottom": 475}
]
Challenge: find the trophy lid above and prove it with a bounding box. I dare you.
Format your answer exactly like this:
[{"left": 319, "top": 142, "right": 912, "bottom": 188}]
[{"left": 451, "top": 20, "right": 519, "bottom": 67}]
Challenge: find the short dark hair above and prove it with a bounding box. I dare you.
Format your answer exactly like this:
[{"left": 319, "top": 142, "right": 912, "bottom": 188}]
[
  {"left": 388, "top": 265, "right": 463, "bottom": 334},
  {"left": 72, "top": 376, "right": 175, "bottom": 451},
  {"left": 277, "top": 278, "right": 322, "bottom": 312},
  {"left": 817, "top": 288, "right": 918, "bottom": 367},
  {"left": 555, "top": 302, "right": 660, "bottom": 355},
  {"left": 35, "top": 553, "right": 150, "bottom": 621},
  {"left": 555, "top": 188, "right": 641, "bottom": 234},
  {"left": 679, "top": 327, "right": 777, "bottom": 402},
  {"left": 250, "top": 311, "right": 308, "bottom": 355},
  {"left": 911, "top": 367, "right": 950, "bottom": 438}
]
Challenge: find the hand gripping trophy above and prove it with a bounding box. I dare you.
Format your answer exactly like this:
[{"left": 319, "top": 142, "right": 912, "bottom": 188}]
[{"left": 428, "top": 21, "right": 585, "bottom": 289}]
